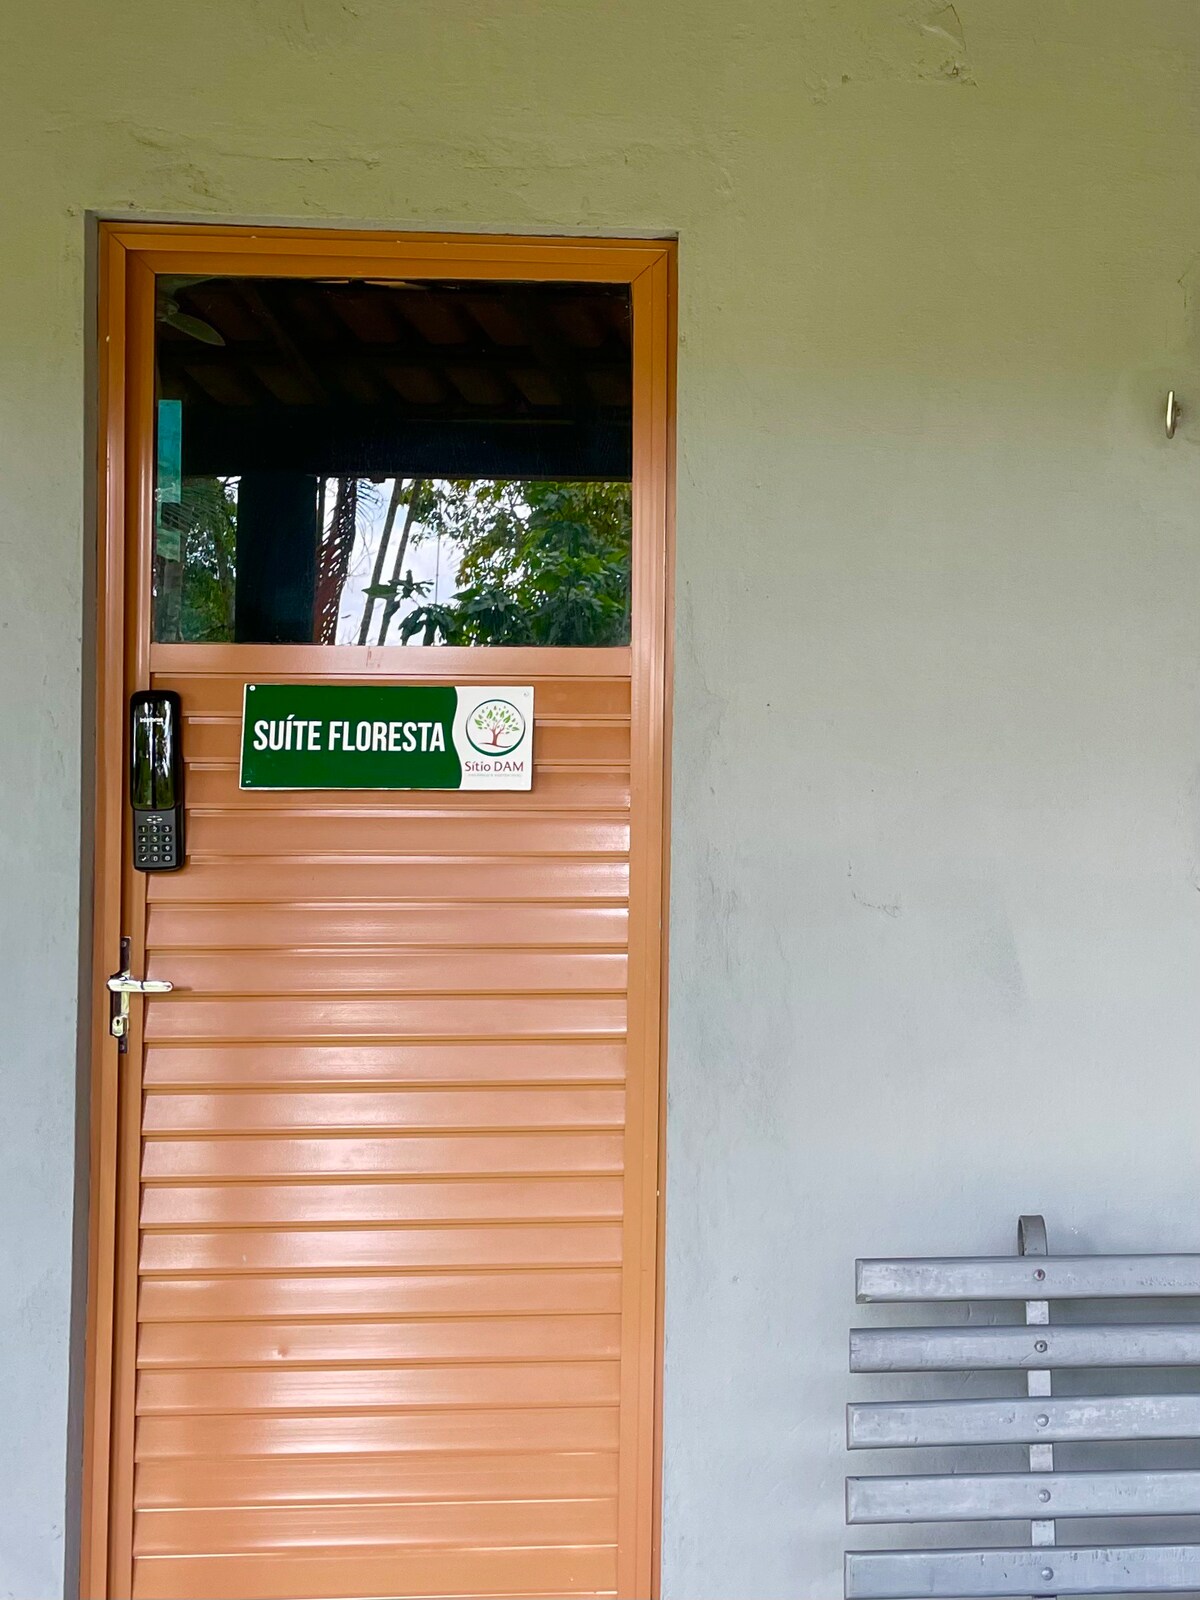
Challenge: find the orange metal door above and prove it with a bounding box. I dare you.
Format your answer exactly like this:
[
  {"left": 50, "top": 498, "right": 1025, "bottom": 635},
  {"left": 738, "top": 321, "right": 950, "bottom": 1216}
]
[{"left": 83, "top": 228, "right": 673, "bottom": 1600}]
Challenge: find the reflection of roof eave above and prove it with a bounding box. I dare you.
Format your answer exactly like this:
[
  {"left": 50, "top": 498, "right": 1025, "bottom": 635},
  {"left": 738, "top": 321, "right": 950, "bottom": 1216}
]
[
  {"left": 160, "top": 276, "right": 634, "bottom": 481},
  {"left": 181, "top": 412, "right": 632, "bottom": 482}
]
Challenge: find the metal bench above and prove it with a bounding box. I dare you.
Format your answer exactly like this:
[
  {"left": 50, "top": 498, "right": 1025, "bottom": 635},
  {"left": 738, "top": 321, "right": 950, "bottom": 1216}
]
[{"left": 846, "top": 1216, "right": 1200, "bottom": 1598}]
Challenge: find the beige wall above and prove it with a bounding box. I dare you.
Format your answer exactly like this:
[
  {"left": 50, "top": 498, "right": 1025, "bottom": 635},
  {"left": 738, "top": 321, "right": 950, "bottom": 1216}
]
[{"left": 4, "top": 2, "right": 1200, "bottom": 1594}]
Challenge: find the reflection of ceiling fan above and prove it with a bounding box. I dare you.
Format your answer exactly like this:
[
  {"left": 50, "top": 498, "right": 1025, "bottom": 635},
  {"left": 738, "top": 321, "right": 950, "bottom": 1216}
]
[
  {"left": 155, "top": 280, "right": 225, "bottom": 345},
  {"left": 313, "top": 278, "right": 423, "bottom": 289}
]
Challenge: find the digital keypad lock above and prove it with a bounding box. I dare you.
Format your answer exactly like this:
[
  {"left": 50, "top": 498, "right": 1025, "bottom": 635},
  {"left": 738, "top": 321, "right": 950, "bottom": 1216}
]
[
  {"left": 130, "top": 690, "right": 185, "bottom": 872},
  {"left": 135, "top": 811, "right": 180, "bottom": 870}
]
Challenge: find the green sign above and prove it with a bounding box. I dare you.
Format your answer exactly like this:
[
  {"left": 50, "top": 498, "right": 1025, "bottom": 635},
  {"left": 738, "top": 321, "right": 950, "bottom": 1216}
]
[
  {"left": 156, "top": 398, "right": 182, "bottom": 505},
  {"left": 240, "top": 683, "right": 533, "bottom": 790},
  {"left": 154, "top": 399, "right": 184, "bottom": 560}
]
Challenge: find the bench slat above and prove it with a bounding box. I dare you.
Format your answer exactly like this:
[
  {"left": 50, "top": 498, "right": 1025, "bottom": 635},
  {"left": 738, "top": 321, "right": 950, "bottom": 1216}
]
[
  {"left": 845, "top": 1543, "right": 1200, "bottom": 1599},
  {"left": 848, "top": 1393, "right": 1200, "bottom": 1448},
  {"left": 857, "top": 1254, "right": 1200, "bottom": 1302},
  {"left": 851, "top": 1322, "right": 1200, "bottom": 1371},
  {"left": 848, "top": 1467, "right": 1200, "bottom": 1523}
]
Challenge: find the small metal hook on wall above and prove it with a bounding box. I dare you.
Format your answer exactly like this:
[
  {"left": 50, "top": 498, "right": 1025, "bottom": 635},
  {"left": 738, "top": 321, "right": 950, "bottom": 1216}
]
[{"left": 1166, "top": 390, "right": 1182, "bottom": 439}]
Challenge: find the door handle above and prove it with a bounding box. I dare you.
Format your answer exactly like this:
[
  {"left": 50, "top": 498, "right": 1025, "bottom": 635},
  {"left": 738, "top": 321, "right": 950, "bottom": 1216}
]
[
  {"left": 108, "top": 967, "right": 173, "bottom": 1039},
  {"left": 107, "top": 971, "right": 174, "bottom": 995}
]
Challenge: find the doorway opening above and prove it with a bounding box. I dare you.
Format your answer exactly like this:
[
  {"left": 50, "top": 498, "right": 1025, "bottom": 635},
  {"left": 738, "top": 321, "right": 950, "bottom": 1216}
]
[{"left": 83, "top": 225, "right": 673, "bottom": 1600}]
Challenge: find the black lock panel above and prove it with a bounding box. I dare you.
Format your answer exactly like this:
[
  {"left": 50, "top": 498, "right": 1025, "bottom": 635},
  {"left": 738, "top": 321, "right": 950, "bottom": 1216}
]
[{"left": 130, "top": 690, "right": 185, "bottom": 872}]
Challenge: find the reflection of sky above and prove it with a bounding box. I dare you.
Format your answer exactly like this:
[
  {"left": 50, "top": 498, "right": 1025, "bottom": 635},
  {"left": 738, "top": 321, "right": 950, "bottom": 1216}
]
[{"left": 329, "top": 479, "right": 462, "bottom": 646}]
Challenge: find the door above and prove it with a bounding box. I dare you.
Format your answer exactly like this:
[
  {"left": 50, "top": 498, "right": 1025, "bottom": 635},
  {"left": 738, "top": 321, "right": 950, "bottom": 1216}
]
[{"left": 83, "top": 226, "right": 673, "bottom": 1600}]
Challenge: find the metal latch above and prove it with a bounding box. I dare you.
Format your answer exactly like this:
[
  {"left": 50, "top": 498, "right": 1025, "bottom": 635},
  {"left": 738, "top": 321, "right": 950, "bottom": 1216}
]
[{"left": 108, "top": 966, "right": 173, "bottom": 1039}]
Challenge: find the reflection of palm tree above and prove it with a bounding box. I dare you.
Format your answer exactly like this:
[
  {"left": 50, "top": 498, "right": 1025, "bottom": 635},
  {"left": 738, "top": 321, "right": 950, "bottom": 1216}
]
[
  {"left": 315, "top": 477, "right": 358, "bottom": 644},
  {"left": 378, "top": 482, "right": 427, "bottom": 645},
  {"left": 355, "top": 478, "right": 428, "bottom": 645},
  {"left": 356, "top": 477, "right": 405, "bottom": 644}
]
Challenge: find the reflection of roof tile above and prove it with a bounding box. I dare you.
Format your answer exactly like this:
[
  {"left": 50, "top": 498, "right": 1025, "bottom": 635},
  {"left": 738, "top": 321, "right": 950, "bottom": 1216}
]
[
  {"left": 159, "top": 278, "right": 633, "bottom": 480},
  {"left": 159, "top": 278, "right": 632, "bottom": 422}
]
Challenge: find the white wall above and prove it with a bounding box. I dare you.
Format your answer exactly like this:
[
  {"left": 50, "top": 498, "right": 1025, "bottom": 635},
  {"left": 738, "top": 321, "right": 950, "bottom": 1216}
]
[{"left": 3, "top": 3, "right": 1200, "bottom": 1594}]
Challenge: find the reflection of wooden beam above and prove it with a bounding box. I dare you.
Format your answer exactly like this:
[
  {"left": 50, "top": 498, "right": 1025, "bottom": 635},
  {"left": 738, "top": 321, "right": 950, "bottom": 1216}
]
[
  {"left": 159, "top": 342, "right": 630, "bottom": 375},
  {"left": 181, "top": 410, "right": 631, "bottom": 480},
  {"left": 453, "top": 302, "right": 535, "bottom": 416},
  {"left": 235, "top": 282, "right": 332, "bottom": 403},
  {"left": 325, "top": 289, "right": 455, "bottom": 410},
  {"left": 509, "top": 288, "right": 597, "bottom": 417},
  {"left": 163, "top": 281, "right": 633, "bottom": 421},
  {"left": 178, "top": 355, "right": 284, "bottom": 411},
  {"left": 159, "top": 365, "right": 212, "bottom": 409}
]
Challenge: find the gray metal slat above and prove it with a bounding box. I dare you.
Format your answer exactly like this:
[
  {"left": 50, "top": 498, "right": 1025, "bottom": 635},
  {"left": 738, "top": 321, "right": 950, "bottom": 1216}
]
[
  {"left": 845, "top": 1543, "right": 1200, "bottom": 1599},
  {"left": 848, "top": 1393, "right": 1200, "bottom": 1448},
  {"left": 847, "top": 1467, "right": 1200, "bottom": 1523},
  {"left": 857, "top": 1254, "right": 1200, "bottom": 1303},
  {"left": 851, "top": 1322, "right": 1200, "bottom": 1371}
]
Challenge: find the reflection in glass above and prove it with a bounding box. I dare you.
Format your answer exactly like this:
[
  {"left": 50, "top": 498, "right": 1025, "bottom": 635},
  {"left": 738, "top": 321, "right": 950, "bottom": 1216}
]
[
  {"left": 155, "top": 478, "right": 238, "bottom": 642},
  {"left": 151, "top": 277, "right": 633, "bottom": 646},
  {"left": 130, "top": 693, "right": 179, "bottom": 809},
  {"left": 154, "top": 475, "right": 630, "bottom": 646}
]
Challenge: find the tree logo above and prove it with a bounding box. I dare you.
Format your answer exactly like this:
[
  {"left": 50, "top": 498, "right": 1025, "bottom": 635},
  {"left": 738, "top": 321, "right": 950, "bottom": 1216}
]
[{"left": 466, "top": 698, "right": 527, "bottom": 756}]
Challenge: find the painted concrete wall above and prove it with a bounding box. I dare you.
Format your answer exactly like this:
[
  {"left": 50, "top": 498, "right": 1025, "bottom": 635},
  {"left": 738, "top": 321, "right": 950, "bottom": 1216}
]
[{"left": 3, "top": 2, "right": 1200, "bottom": 1594}]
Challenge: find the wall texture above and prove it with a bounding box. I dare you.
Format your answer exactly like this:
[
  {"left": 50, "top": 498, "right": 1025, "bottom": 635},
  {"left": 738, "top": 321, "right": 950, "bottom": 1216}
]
[{"left": 3, "top": 2, "right": 1200, "bottom": 1594}]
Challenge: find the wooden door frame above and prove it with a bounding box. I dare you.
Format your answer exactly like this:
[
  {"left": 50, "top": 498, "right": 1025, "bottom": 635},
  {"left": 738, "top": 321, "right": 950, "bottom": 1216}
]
[{"left": 81, "top": 223, "right": 675, "bottom": 1599}]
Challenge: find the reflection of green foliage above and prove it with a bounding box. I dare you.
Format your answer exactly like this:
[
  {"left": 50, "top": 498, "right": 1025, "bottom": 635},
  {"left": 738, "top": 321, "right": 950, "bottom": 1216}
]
[
  {"left": 157, "top": 478, "right": 237, "bottom": 642},
  {"left": 400, "top": 480, "right": 631, "bottom": 647}
]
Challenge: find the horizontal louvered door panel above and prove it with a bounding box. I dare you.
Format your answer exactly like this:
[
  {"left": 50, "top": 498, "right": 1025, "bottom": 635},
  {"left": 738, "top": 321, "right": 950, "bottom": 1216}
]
[
  {"left": 186, "top": 765, "right": 632, "bottom": 811},
  {"left": 178, "top": 674, "right": 632, "bottom": 720},
  {"left": 139, "top": 1268, "right": 622, "bottom": 1321},
  {"left": 143, "top": 1038, "right": 627, "bottom": 1085},
  {"left": 146, "top": 948, "right": 628, "bottom": 992},
  {"left": 135, "top": 1497, "right": 618, "bottom": 1553},
  {"left": 135, "top": 1448, "right": 620, "bottom": 1508},
  {"left": 144, "top": 994, "right": 626, "bottom": 1041},
  {"left": 149, "top": 858, "right": 630, "bottom": 902},
  {"left": 141, "top": 1179, "right": 624, "bottom": 1227},
  {"left": 137, "top": 1407, "right": 620, "bottom": 1459},
  {"left": 132, "top": 1544, "right": 616, "bottom": 1600},
  {"left": 137, "top": 1360, "right": 622, "bottom": 1413},
  {"left": 186, "top": 812, "right": 629, "bottom": 856},
  {"left": 147, "top": 901, "right": 629, "bottom": 949},
  {"left": 132, "top": 663, "right": 631, "bottom": 1599},
  {"left": 142, "top": 1132, "right": 625, "bottom": 1180},
  {"left": 143, "top": 1088, "right": 625, "bottom": 1132},
  {"left": 138, "top": 1314, "right": 622, "bottom": 1366},
  {"left": 139, "top": 1225, "right": 624, "bottom": 1274},
  {"left": 184, "top": 712, "right": 629, "bottom": 765}
]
